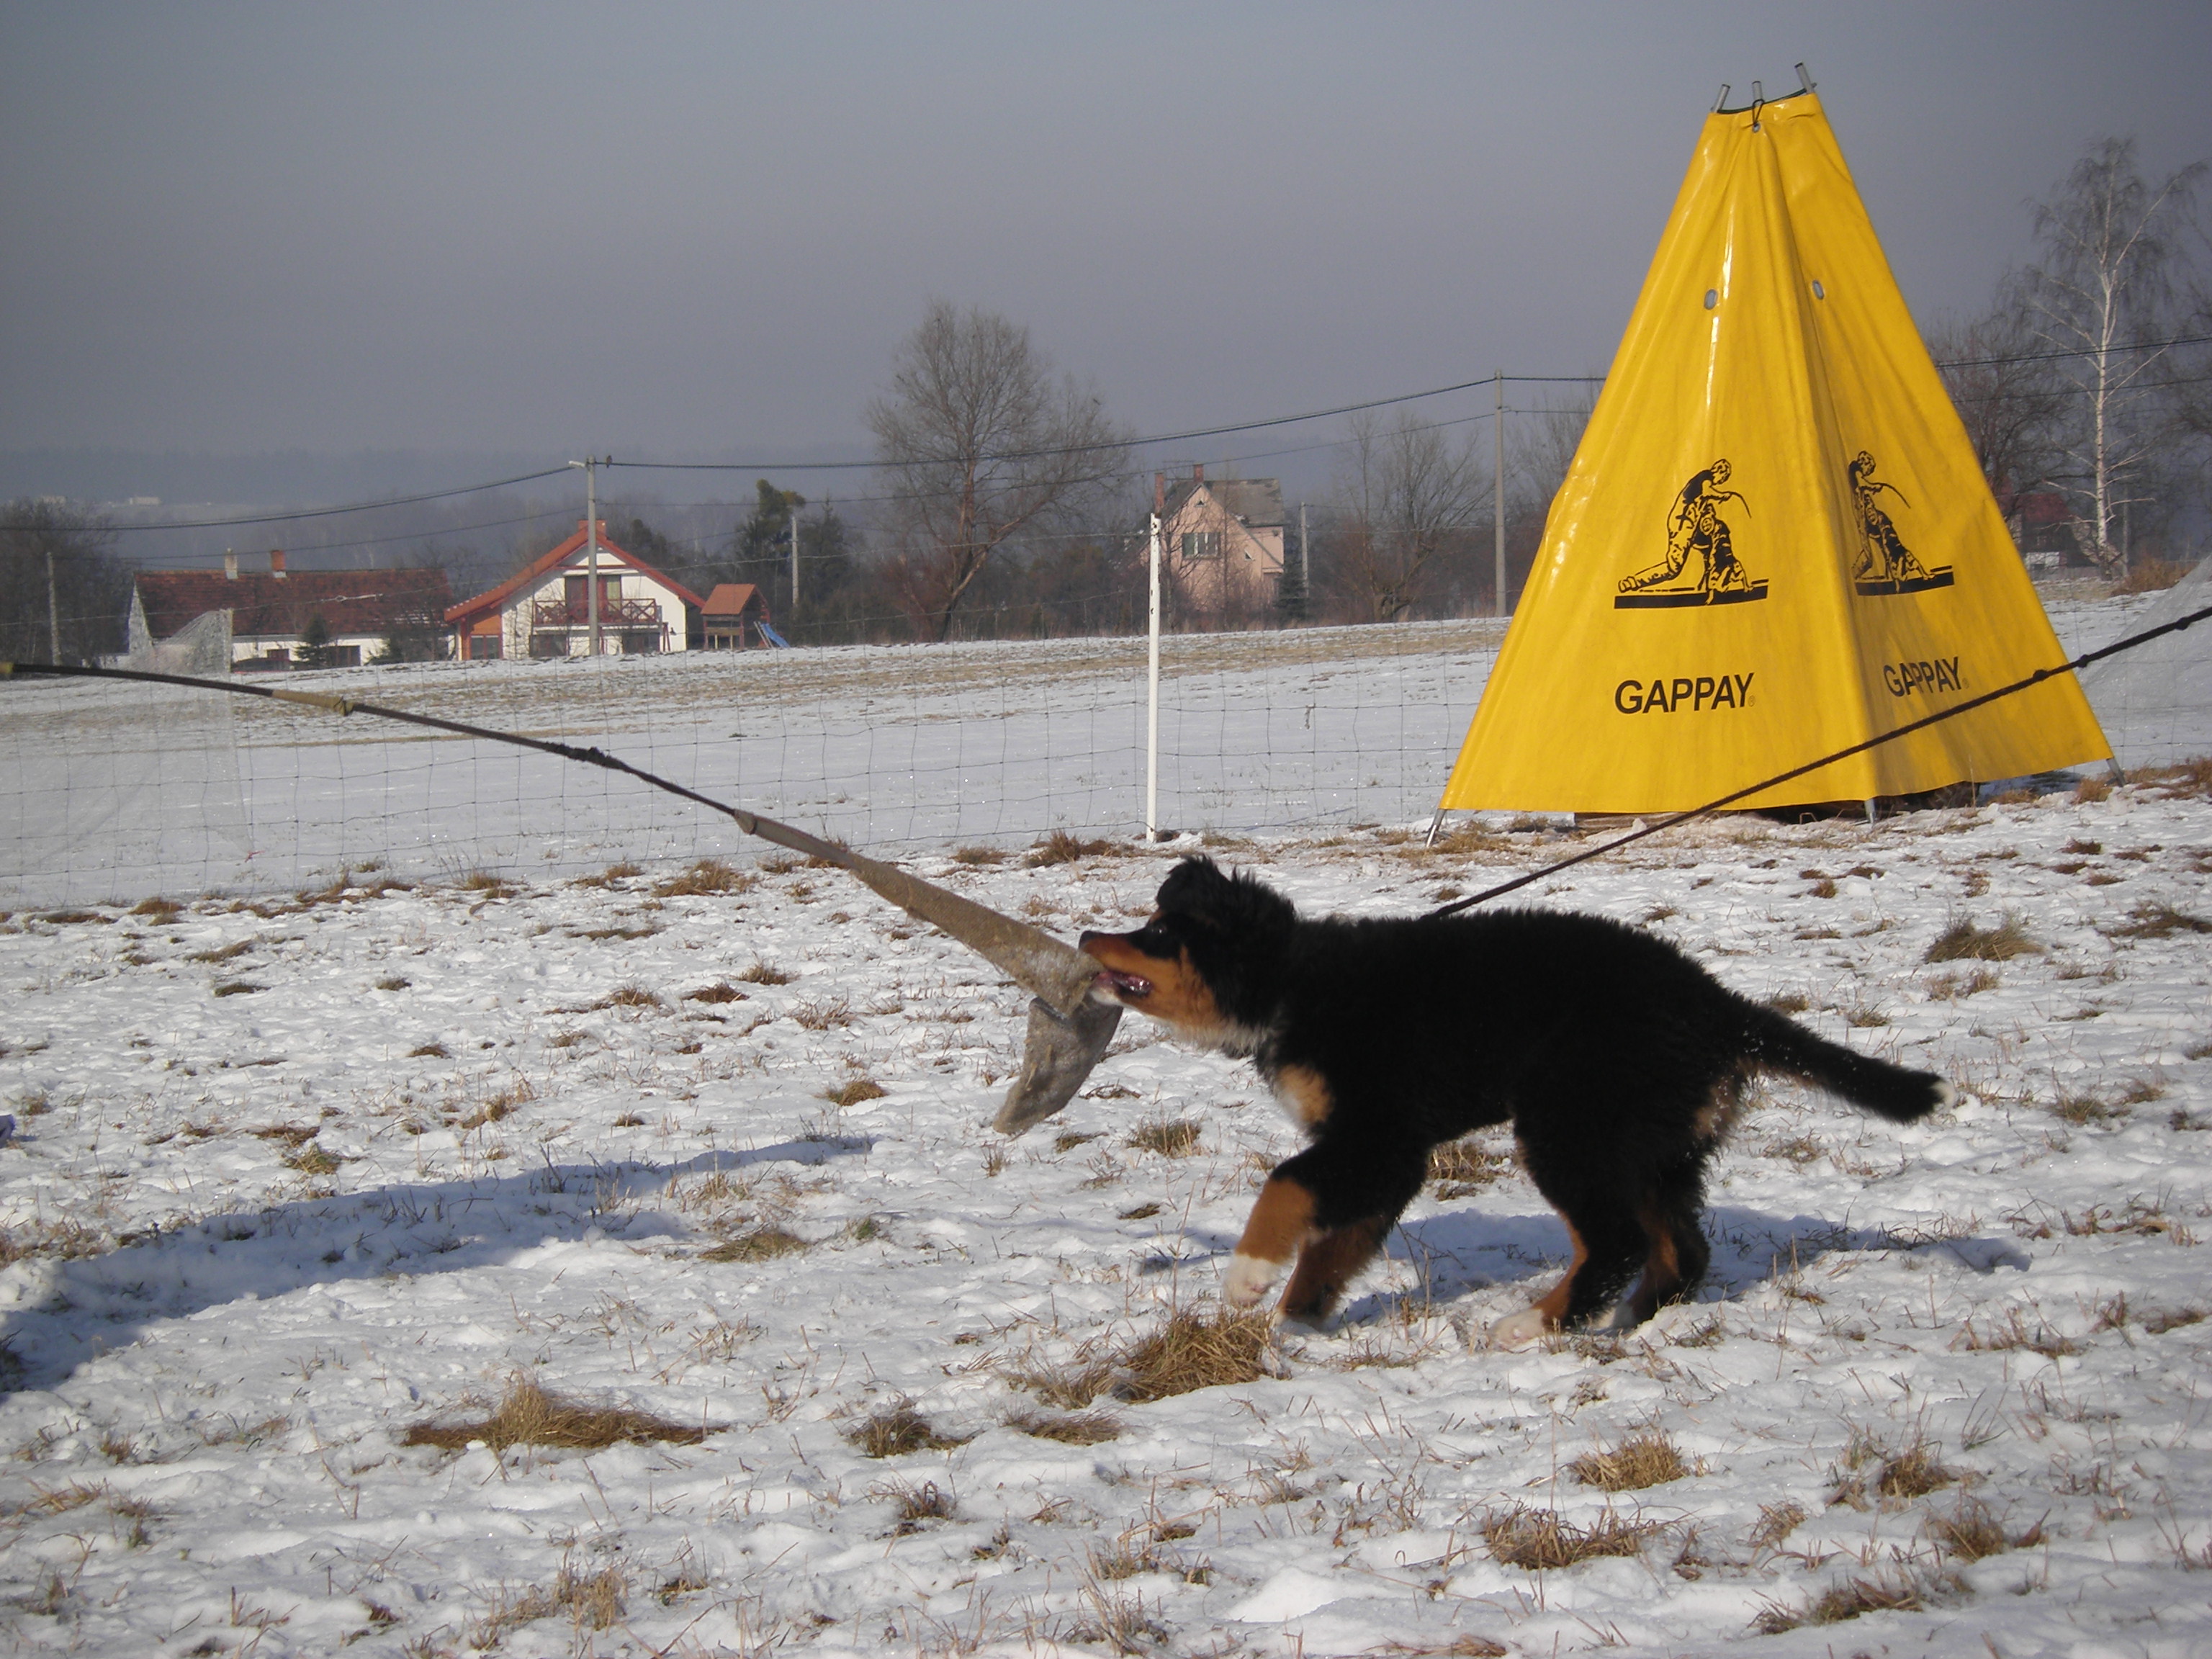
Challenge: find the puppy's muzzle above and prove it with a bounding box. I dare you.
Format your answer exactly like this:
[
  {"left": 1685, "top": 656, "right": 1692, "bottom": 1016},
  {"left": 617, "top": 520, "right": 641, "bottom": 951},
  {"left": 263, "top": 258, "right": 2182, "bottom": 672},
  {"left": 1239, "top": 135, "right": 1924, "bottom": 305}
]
[{"left": 1079, "top": 930, "right": 1156, "bottom": 1002}]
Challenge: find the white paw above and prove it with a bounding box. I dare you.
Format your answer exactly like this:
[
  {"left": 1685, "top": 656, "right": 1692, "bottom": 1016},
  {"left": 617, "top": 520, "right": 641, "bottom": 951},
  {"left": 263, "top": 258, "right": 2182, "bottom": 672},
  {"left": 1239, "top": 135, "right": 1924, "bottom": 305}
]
[
  {"left": 1223, "top": 1253, "right": 1281, "bottom": 1310},
  {"left": 1488, "top": 1308, "right": 1552, "bottom": 1349}
]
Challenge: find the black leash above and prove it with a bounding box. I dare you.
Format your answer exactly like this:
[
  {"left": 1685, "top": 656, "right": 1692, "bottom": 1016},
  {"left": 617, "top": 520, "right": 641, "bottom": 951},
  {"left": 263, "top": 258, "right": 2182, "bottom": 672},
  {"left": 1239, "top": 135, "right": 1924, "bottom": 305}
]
[{"left": 1424, "top": 598, "right": 2212, "bottom": 919}]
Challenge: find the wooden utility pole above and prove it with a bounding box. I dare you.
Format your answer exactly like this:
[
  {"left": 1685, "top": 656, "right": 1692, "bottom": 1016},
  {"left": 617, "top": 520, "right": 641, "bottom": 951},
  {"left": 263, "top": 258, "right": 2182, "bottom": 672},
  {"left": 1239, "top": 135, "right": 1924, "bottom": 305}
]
[
  {"left": 790, "top": 507, "right": 800, "bottom": 613},
  {"left": 1493, "top": 370, "right": 1506, "bottom": 618}
]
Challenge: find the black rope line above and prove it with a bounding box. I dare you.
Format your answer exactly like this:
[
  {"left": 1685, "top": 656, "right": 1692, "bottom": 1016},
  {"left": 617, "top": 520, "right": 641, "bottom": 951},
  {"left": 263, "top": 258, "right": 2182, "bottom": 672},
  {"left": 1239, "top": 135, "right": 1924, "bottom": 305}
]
[
  {"left": 0, "top": 662, "right": 808, "bottom": 851},
  {"left": 1424, "top": 599, "right": 2212, "bottom": 918}
]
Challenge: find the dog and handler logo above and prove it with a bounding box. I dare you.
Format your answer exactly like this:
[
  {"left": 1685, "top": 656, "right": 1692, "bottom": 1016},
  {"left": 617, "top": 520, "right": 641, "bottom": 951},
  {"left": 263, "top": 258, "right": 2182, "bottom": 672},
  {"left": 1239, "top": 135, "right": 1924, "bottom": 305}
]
[
  {"left": 1846, "top": 450, "right": 1954, "bottom": 595},
  {"left": 1616, "top": 460, "right": 1767, "bottom": 608}
]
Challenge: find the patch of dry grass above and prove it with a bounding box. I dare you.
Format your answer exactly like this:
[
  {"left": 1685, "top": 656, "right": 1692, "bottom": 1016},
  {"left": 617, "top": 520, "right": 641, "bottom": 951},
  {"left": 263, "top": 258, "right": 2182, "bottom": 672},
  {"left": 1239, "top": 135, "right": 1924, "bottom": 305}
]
[
  {"left": 1116, "top": 1308, "right": 1273, "bottom": 1402},
  {"left": 1006, "top": 1408, "right": 1123, "bottom": 1446},
  {"left": 1028, "top": 829, "right": 1116, "bottom": 866},
  {"left": 466, "top": 1560, "right": 628, "bottom": 1645},
  {"left": 950, "top": 844, "right": 1007, "bottom": 865},
  {"left": 1924, "top": 1493, "right": 2036, "bottom": 1563},
  {"left": 1428, "top": 1138, "right": 1509, "bottom": 1195},
  {"left": 1925, "top": 965, "right": 2001, "bottom": 1000},
  {"left": 2130, "top": 757, "right": 2212, "bottom": 798},
  {"left": 1954, "top": 1308, "right": 2085, "bottom": 1357},
  {"left": 846, "top": 1401, "right": 971, "bottom": 1458},
  {"left": 1925, "top": 916, "right": 2041, "bottom": 962},
  {"left": 2106, "top": 902, "right": 2212, "bottom": 939},
  {"left": 1569, "top": 1429, "right": 1690, "bottom": 1491},
  {"left": 700, "top": 1226, "right": 809, "bottom": 1264},
  {"left": 1481, "top": 1505, "right": 1661, "bottom": 1570},
  {"left": 874, "top": 1478, "right": 958, "bottom": 1533},
  {"left": 821, "top": 1077, "right": 886, "bottom": 1107},
  {"left": 402, "top": 1377, "right": 707, "bottom": 1453},
  {"left": 1747, "top": 1500, "right": 1805, "bottom": 1552},
  {"left": 683, "top": 981, "right": 747, "bottom": 1004},
  {"left": 792, "top": 997, "right": 853, "bottom": 1030},
  {"left": 652, "top": 858, "right": 757, "bottom": 898},
  {"left": 1125, "top": 1117, "right": 1202, "bottom": 1157},
  {"left": 737, "top": 960, "right": 793, "bottom": 986}
]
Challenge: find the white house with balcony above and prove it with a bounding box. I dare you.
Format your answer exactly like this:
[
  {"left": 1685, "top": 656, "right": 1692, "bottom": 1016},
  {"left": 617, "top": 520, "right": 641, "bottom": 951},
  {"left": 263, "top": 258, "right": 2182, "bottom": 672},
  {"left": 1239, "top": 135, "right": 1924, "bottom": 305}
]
[{"left": 445, "top": 521, "right": 705, "bottom": 660}]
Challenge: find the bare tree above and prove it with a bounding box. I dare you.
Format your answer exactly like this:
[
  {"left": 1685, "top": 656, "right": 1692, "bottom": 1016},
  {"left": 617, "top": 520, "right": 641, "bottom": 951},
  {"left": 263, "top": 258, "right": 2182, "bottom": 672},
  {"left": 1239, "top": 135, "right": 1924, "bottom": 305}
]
[
  {"left": 2018, "top": 138, "right": 2206, "bottom": 576},
  {"left": 0, "top": 499, "right": 128, "bottom": 664},
  {"left": 866, "top": 302, "right": 1129, "bottom": 641},
  {"left": 1497, "top": 388, "right": 1595, "bottom": 610},
  {"left": 1925, "top": 285, "right": 2069, "bottom": 511},
  {"left": 1326, "top": 409, "right": 1490, "bottom": 623}
]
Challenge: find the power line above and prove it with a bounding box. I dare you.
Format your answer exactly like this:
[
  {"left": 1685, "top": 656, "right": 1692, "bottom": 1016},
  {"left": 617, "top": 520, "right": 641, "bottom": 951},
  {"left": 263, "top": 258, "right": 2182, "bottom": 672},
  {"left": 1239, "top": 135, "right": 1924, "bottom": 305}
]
[
  {"left": 94, "top": 465, "right": 578, "bottom": 535},
  {"left": 59, "top": 328, "right": 2212, "bottom": 539}
]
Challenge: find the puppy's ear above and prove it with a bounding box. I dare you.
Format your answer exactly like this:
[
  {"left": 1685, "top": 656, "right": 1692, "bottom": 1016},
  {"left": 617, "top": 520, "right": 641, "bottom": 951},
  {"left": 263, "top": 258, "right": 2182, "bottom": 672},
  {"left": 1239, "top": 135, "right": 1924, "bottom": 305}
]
[{"left": 1154, "top": 855, "right": 1229, "bottom": 914}]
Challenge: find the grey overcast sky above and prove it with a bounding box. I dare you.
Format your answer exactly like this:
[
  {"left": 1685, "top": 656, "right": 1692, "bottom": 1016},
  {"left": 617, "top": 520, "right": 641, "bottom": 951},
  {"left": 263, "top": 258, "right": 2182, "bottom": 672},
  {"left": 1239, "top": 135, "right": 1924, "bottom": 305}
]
[{"left": 4, "top": 1, "right": 2209, "bottom": 488}]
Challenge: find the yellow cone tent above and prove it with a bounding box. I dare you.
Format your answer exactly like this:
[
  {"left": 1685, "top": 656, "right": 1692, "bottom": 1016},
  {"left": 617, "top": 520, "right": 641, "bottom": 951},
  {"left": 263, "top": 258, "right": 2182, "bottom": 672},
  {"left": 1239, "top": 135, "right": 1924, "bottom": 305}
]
[{"left": 1440, "top": 89, "right": 2110, "bottom": 814}]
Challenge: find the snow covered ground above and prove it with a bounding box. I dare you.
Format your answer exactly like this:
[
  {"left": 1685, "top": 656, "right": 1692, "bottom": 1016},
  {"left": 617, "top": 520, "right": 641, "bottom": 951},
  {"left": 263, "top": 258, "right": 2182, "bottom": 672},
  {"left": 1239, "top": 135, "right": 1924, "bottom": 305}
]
[{"left": 3, "top": 757, "right": 2210, "bottom": 1655}]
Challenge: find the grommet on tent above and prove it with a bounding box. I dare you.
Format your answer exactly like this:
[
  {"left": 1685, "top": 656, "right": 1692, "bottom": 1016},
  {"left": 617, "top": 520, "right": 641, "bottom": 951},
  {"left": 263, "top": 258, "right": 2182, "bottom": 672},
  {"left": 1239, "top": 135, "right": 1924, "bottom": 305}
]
[
  {"left": 1812, "top": 279, "right": 1827, "bottom": 299},
  {"left": 1704, "top": 289, "right": 1719, "bottom": 310}
]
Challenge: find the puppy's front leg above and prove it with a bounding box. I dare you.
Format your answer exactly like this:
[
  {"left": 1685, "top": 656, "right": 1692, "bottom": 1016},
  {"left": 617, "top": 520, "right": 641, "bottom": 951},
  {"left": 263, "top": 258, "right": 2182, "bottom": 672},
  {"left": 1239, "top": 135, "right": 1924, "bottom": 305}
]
[{"left": 1223, "top": 1174, "right": 1317, "bottom": 1310}]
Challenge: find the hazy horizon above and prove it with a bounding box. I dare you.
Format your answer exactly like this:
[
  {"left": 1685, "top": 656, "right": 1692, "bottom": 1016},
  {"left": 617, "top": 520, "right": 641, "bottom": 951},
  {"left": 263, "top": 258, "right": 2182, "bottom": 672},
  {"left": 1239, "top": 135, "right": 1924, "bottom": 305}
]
[{"left": 6, "top": 2, "right": 2210, "bottom": 513}]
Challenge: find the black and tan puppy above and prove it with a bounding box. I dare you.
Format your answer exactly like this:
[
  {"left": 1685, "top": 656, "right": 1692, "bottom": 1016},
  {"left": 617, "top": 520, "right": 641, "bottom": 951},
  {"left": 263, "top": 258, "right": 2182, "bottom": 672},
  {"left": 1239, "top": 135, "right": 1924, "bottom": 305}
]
[{"left": 1079, "top": 858, "right": 1950, "bottom": 1344}]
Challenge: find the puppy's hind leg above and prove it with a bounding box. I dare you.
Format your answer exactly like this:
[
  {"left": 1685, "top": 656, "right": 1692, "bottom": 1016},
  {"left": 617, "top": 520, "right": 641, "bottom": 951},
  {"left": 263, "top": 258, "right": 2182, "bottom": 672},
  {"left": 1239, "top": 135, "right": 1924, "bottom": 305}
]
[
  {"left": 1491, "top": 1210, "right": 1647, "bottom": 1348},
  {"left": 1627, "top": 1159, "right": 1712, "bottom": 1326},
  {"left": 1278, "top": 1217, "right": 1390, "bottom": 1326}
]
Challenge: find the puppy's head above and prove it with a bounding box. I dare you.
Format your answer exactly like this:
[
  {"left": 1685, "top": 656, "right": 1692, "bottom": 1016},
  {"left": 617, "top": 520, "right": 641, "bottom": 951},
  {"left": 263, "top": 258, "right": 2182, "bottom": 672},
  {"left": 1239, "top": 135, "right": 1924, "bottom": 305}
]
[{"left": 1078, "top": 858, "right": 1297, "bottom": 1048}]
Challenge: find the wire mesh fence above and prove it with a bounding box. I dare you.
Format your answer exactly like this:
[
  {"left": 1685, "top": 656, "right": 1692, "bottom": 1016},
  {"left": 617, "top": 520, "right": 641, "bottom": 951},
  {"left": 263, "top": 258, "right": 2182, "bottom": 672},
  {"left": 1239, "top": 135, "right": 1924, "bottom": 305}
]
[
  {"left": 2, "top": 619, "right": 1507, "bottom": 909},
  {"left": 5, "top": 583, "right": 2203, "bottom": 913}
]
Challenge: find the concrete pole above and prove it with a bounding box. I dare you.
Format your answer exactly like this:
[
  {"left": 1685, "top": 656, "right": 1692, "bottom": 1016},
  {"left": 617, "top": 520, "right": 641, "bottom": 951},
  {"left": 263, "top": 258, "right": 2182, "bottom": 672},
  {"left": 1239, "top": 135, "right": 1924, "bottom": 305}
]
[
  {"left": 1146, "top": 511, "right": 1161, "bottom": 843},
  {"left": 1493, "top": 370, "right": 1506, "bottom": 618},
  {"left": 790, "top": 507, "right": 800, "bottom": 614},
  {"left": 585, "top": 459, "right": 601, "bottom": 658},
  {"left": 46, "top": 549, "right": 60, "bottom": 662}
]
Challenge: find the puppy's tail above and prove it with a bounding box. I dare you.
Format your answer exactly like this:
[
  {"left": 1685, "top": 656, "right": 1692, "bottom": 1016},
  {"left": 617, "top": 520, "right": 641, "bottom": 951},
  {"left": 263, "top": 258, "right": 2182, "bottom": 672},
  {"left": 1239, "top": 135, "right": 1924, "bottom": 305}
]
[{"left": 1743, "top": 1005, "right": 1952, "bottom": 1123}]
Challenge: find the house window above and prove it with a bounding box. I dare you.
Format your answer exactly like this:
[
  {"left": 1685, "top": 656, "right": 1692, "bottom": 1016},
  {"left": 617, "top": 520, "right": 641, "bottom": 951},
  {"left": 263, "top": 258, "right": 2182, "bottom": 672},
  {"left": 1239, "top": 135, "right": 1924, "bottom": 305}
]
[
  {"left": 1181, "top": 531, "right": 1222, "bottom": 562},
  {"left": 528, "top": 632, "right": 570, "bottom": 660},
  {"left": 469, "top": 634, "right": 501, "bottom": 660}
]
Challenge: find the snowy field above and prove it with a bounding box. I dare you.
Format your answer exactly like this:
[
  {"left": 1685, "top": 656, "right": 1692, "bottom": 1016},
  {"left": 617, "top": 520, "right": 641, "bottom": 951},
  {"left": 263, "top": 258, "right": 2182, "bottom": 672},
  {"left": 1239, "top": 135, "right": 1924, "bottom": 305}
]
[{"left": 3, "top": 765, "right": 2211, "bottom": 1655}]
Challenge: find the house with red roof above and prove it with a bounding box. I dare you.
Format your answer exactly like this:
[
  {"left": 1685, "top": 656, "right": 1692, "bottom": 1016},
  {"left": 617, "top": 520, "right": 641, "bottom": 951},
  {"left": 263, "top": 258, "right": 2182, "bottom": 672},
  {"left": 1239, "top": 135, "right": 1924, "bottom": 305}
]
[
  {"left": 444, "top": 520, "right": 705, "bottom": 661},
  {"left": 130, "top": 551, "right": 454, "bottom": 670}
]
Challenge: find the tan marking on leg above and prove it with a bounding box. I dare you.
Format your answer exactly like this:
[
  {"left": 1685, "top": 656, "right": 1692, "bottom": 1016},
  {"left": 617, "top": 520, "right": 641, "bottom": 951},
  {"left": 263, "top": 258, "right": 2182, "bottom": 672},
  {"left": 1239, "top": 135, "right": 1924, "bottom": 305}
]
[
  {"left": 1529, "top": 1218, "right": 1589, "bottom": 1329},
  {"left": 1627, "top": 1197, "right": 1683, "bottom": 1325},
  {"left": 1234, "top": 1175, "right": 1317, "bottom": 1265},
  {"left": 1270, "top": 1064, "right": 1334, "bottom": 1129},
  {"left": 1280, "top": 1217, "right": 1388, "bottom": 1321}
]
